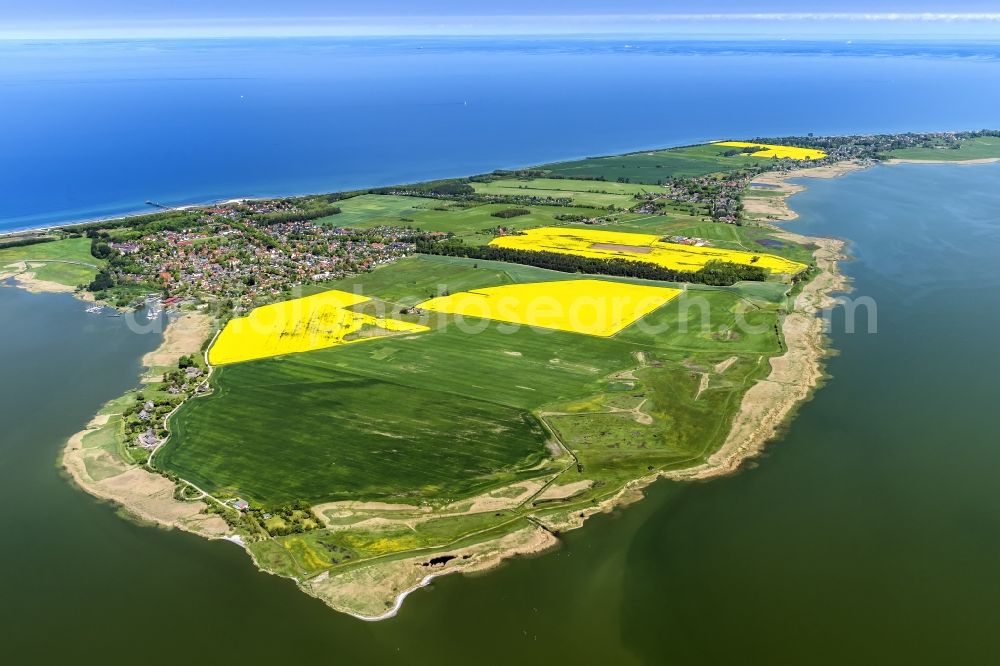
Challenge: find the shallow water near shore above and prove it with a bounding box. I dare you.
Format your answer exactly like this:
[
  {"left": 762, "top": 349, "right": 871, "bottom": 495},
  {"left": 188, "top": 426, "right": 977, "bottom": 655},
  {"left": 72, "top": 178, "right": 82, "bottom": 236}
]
[{"left": 3, "top": 161, "right": 1000, "bottom": 663}]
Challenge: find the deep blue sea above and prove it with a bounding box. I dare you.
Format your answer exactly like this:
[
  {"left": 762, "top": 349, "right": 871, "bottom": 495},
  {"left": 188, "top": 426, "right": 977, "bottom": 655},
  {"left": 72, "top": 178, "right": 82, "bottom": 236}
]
[{"left": 3, "top": 37, "right": 1000, "bottom": 232}]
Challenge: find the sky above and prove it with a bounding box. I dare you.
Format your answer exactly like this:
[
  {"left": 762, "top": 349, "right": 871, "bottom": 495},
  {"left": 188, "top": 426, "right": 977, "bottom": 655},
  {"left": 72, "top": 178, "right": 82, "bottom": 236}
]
[{"left": 3, "top": 1, "right": 1000, "bottom": 39}]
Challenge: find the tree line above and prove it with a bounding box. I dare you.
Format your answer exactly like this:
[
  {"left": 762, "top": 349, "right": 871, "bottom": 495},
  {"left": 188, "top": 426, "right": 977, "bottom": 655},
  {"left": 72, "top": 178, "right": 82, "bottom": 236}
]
[
  {"left": 0, "top": 236, "right": 57, "bottom": 250},
  {"left": 64, "top": 209, "right": 201, "bottom": 234},
  {"left": 373, "top": 180, "right": 475, "bottom": 197},
  {"left": 249, "top": 205, "right": 342, "bottom": 226},
  {"left": 415, "top": 238, "right": 769, "bottom": 286},
  {"left": 491, "top": 208, "right": 531, "bottom": 219}
]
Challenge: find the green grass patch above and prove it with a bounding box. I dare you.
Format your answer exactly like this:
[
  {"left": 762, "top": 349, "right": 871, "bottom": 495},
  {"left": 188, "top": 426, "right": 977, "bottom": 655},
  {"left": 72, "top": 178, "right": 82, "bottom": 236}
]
[
  {"left": 546, "top": 352, "right": 770, "bottom": 487},
  {"left": 408, "top": 203, "right": 611, "bottom": 241},
  {"left": 159, "top": 360, "right": 553, "bottom": 507},
  {"left": 316, "top": 194, "right": 441, "bottom": 227},
  {"left": 0, "top": 237, "right": 103, "bottom": 287},
  {"left": 472, "top": 179, "right": 640, "bottom": 208},
  {"left": 887, "top": 136, "right": 1000, "bottom": 161},
  {"left": 616, "top": 288, "right": 783, "bottom": 354},
  {"left": 542, "top": 143, "right": 773, "bottom": 183},
  {"left": 489, "top": 177, "right": 667, "bottom": 196},
  {"left": 303, "top": 255, "right": 514, "bottom": 304},
  {"left": 164, "top": 257, "right": 788, "bottom": 517},
  {"left": 27, "top": 261, "right": 99, "bottom": 287},
  {"left": 79, "top": 415, "right": 129, "bottom": 481}
]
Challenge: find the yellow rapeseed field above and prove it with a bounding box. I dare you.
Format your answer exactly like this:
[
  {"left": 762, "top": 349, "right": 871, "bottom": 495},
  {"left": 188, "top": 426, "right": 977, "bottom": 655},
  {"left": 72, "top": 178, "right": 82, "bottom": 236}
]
[
  {"left": 713, "top": 140, "right": 827, "bottom": 160},
  {"left": 417, "top": 279, "right": 681, "bottom": 337},
  {"left": 209, "top": 289, "right": 429, "bottom": 366},
  {"left": 488, "top": 227, "right": 806, "bottom": 275}
]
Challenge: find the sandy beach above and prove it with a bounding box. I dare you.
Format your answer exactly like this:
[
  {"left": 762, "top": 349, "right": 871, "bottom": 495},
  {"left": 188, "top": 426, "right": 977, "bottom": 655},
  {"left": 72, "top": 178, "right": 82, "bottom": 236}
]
[
  {"left": 670, "top": 234, "right": 847, "bottom": 481},
  {"left": 304, "top": 524, "right": 559, "bottom": 620},
  {"left": 744, "top": 160, "right": 871, "bottom": 221},
  {"left": 0, "top": 260, "right": 86, "bottom": 296},
  {"left": 746, "top": 155, "right": 1000, "bottom": 222},
  {"left": 143, "top": 312, "right": 214, "bottom": 369}
]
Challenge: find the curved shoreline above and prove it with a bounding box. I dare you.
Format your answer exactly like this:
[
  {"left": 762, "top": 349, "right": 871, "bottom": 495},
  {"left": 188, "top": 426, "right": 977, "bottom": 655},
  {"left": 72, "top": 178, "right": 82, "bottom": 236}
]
[
  {"left": 352, "top": 153, "right": 1000, "bottom": 619},
  {"left": 60, "top": 312, "right": 232, "bottom": 540},
  {"left": 0, "top": 260, "right": 96, "bottom": 300},
  {"left": 314, "top": 222, "right": 851, "bottom": 620},
  {"left": 39, "top": 162, "right": 864, "bottom": 620},
  {"left": 885, "top": 157, "right": 1000, "bottom": 165},
  {"left": 41, "top": 153, "right": 998, "bottom": 621}
]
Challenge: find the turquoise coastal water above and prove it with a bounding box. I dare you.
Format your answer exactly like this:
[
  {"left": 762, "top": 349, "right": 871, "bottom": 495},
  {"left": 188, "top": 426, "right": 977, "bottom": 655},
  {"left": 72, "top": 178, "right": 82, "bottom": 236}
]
[{"left": 3, "top": 161, "right": 1000, "bottom": 663}]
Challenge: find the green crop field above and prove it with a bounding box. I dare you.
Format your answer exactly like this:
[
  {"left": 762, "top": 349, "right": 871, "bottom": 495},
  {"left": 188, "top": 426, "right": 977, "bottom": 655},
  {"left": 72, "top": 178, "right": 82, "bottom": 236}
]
[
  {"left": 542, "top": 143, "right": 773, "bottom": 183},
  {"left": 129, "top": 138, "right": 816, "bottom": 586},
  {"left": 616, "top": 288, "right": 783, "bottom": 353},
  {"left": 302, "top": 254, "right": 515, "bottom": 304},
  {"left": 160, "top": 255, "right": 790, "bottom": 508},
  {"left": 27, "top": 261, "right": 100, "bottom": 287},
  {"left": 487, "top": 177, "right": 668, "bottom": 196},
  {"left": 472, "top": 180, "right": 636, "bottom": 208},
  {"left": 546, "top": 351, "right": 770, "bottom": 486},
  {"left": 303, "top": 323, "right": 636, "bottom": 412},
  {"left": 0, "top": 237, "right": 103, "bottom": 287},
  {"left": 406, "top": 203, "right": 611, "bottom": 242},
  {"left": 0, "top": 237, "right": 95, "bottom": 264},
  {"left": 305, "top": 253, "right": 692, "bottom": 305},
  {"left": 887, "top": 136, "right": 1000, "bottom": 161},
  {"left": 158, "top": 316, "right": 641, "bottom": 506},
  {"left": 316, "top": 194, "right": 442, "bottom": 227},
  {"left": 159, "top": 359, "right": 554, "bottom": 506},
  {"left": 322, "top": 196, "right": 616, "bottom": 243},
  {"left": 472, "top": 177, "right": 667, "bottom": 208}
]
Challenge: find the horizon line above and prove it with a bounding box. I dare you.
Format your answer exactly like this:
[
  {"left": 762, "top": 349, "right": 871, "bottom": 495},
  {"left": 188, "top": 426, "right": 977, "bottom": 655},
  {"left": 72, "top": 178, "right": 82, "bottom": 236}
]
[
  {"left": 5, "top": 34, "right": 1000, "bottom": 42},
  {"left": 4, "top": 13, "right": 1000, "bottom": 40}
]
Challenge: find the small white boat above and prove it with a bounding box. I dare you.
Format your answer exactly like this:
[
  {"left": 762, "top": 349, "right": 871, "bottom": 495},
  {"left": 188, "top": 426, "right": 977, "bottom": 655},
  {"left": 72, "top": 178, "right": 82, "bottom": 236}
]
[
  {"left": 146, "top": 309, "right": 162, "bottom": 321},
  {"left": 85, "top": 305, "right": 104, "bottom": 314}
]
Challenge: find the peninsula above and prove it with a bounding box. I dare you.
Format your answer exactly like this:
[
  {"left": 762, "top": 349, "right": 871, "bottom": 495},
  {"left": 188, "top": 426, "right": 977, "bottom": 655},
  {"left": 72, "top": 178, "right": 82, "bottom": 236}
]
[{"left": 4, "top": 130, "right": 998, "bottom": 619}]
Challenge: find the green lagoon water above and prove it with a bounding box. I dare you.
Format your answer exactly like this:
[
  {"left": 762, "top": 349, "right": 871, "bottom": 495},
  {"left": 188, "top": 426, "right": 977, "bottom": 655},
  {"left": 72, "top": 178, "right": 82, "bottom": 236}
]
[{"left": 3, "top": 162, "right": 1000, "bottom": 664}]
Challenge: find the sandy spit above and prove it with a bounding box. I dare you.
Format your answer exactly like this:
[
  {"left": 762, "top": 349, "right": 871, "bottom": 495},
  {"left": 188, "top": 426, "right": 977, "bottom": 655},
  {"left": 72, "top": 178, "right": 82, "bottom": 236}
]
[
  {"left": 61, "top": 314, "right": 230, "bottom": 539},
  {"left": 143, "top": 312, "right": 213, "bottom": 368},
  {"left": 884, "top": 157, "right": 1000, "bottom": 165},
  {"left": 305, "top": 525, "right": 559, "bottom": 621},
  {"left": 745, "top": 160, "right": 872, "bottom": 221},
  {"left": 1, "top": 260, "right": 87, "bottom": 296},
  {"left": 670, "top": 235, "right": 847, "bottom": 481}
]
